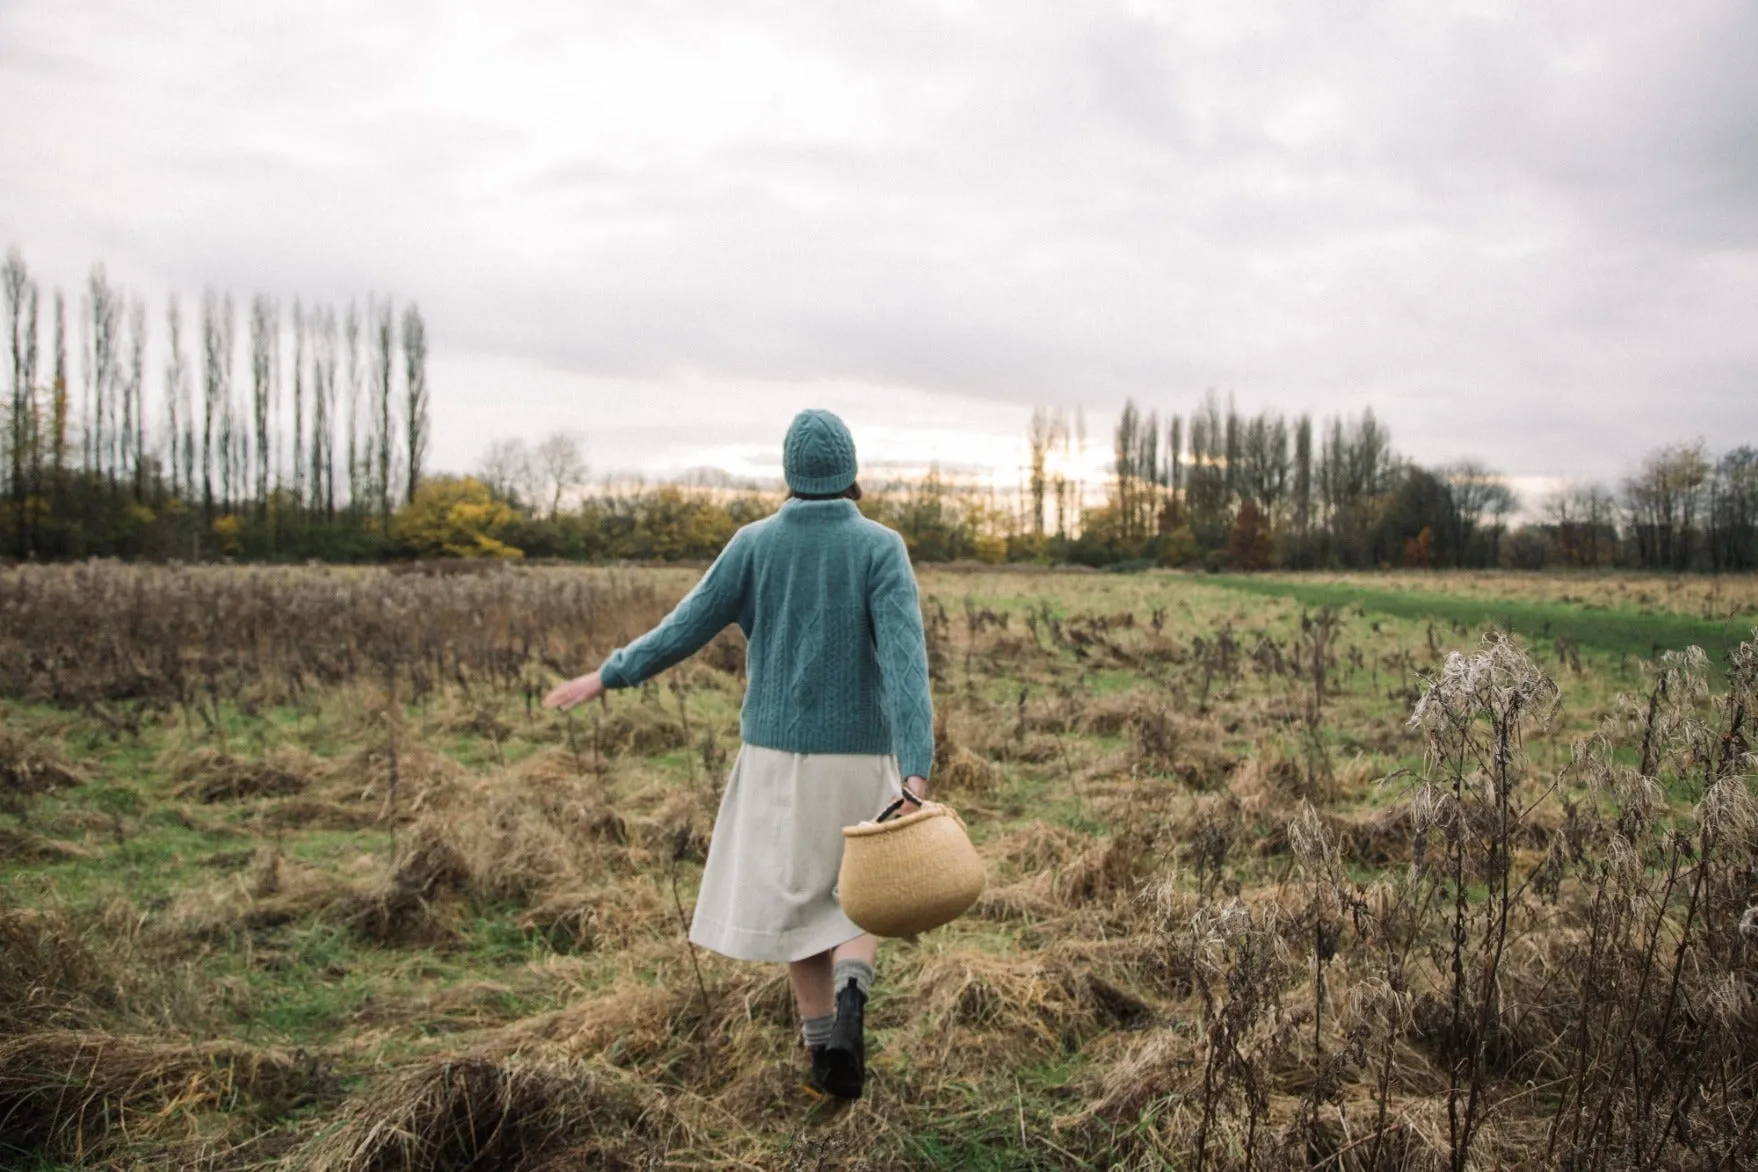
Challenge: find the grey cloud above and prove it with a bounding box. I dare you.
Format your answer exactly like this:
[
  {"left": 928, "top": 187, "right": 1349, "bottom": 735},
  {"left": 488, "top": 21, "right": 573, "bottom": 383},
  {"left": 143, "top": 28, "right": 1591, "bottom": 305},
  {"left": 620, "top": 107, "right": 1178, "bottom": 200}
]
[{"left": 1, "top": 0, "right": 1753, "bottom": 486}]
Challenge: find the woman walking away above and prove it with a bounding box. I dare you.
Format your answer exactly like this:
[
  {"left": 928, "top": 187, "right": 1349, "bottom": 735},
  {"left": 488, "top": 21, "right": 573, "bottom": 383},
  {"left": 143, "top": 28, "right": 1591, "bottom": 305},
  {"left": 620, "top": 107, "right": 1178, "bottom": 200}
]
[{"left": 543, "top": 408, "right": 934, "bottom": 1101}]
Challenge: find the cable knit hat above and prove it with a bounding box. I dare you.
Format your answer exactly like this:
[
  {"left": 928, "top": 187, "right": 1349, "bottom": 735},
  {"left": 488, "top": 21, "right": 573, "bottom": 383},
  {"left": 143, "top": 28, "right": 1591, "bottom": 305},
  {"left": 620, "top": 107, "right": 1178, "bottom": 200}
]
[{"left": 782, "top": 409, "right": 858, "bottom": 495}]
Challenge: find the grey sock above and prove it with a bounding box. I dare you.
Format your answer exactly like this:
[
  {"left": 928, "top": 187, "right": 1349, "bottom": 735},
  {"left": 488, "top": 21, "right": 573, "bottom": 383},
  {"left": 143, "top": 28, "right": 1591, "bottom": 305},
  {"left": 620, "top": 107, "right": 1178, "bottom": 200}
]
[
  {"left": 801, "top": 1012, "right": 834, "bottom": 1049},
  {"left": 833, "top": 957, "right": 874, "bottom": 999}
]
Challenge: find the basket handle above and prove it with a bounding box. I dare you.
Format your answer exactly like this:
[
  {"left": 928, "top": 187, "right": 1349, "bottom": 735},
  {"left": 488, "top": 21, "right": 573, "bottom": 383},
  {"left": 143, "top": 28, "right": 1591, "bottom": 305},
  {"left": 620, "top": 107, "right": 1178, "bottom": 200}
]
[
  {"left": 875, "top": 784, "right": 925, "bottom": 824},
  {"left": 873, "top": 786, "right": 969, "bottom": 834}
]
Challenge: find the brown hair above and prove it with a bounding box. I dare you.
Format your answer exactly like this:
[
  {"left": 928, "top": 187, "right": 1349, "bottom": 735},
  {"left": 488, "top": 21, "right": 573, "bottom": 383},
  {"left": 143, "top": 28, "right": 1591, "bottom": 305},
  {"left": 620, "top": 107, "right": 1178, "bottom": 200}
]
[{"left": 788, "top": 482, "right": 863, "bottom": 502}]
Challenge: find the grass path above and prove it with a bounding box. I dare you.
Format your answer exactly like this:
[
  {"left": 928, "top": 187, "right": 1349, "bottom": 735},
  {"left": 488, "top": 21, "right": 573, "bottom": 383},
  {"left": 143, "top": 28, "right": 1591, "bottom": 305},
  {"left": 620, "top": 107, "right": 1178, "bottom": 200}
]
[{"left": 1205, "top": 574, "right": 1756, "bottom": 660}]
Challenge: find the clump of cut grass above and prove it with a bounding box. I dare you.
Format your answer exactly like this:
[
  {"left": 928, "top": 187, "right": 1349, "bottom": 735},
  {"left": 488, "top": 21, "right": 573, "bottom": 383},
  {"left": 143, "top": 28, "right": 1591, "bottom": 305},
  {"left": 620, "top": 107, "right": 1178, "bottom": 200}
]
[
  {"left": 903, "top": 945, "right": 1149, "bottom": 1066},
  {"left": 595, "top": 704, "right": 689, "bottom": 757},
  {"left": 0, "top": 824, "right": 93, "bottom": 863},
  {"left": 937, "top": 744, "right": 999, "bottom": 797},
  {"left": 344, "top": 818, "right": 472, "bottom": 945},
  {"left": 295, "top": 1053, "right": 654, "bottom": 1172},
  {"left": 169, "top": 747, "right": 311, "bottom": 803},
  {"left": 0, "top": 1030, "right": 333, "bottom": 1163},
  {"left": 0, "top": 729, "right": 85, "bottom": 826},
  {"left": 0, "top": 907, "right": 108, "bottom": 1027}
]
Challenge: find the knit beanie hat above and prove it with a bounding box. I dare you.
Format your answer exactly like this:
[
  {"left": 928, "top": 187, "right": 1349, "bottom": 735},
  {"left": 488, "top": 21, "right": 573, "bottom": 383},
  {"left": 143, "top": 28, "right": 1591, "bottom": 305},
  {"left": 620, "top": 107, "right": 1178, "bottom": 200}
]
[{"left": 782, "top": 409, "right": 858, "bottom": 495}]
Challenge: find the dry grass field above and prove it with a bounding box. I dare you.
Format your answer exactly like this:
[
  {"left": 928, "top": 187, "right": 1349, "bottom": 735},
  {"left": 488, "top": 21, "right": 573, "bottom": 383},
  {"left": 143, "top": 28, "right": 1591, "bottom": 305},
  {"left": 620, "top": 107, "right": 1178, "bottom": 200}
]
[{"left": 2, "top": 562, "right": 1756, "bottom": 1170}]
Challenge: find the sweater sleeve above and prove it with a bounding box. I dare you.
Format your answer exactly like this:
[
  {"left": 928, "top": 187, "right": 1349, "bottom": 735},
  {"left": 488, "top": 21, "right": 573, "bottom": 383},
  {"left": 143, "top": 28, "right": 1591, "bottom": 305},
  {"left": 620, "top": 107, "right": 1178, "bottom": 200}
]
[
  {"left": 871, "top": 531, "right": 934, "bottom": 779},
  {"left": 597, "top": 532, "right": 750, "bottom": 689}
]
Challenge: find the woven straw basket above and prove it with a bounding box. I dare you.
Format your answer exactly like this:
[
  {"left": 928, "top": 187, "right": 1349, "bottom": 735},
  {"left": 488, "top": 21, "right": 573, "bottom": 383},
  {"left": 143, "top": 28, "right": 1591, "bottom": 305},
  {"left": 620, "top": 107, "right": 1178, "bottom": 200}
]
[{"left": 838, "top": 800, "right": 985, "bottom": 938}]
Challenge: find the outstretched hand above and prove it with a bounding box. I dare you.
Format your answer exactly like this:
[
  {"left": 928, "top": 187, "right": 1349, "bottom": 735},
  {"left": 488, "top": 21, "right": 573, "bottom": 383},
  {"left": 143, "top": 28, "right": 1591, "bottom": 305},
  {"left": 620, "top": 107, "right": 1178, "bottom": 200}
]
[{"left": 543, "top": 670, "right": 605, "bottom": 711}]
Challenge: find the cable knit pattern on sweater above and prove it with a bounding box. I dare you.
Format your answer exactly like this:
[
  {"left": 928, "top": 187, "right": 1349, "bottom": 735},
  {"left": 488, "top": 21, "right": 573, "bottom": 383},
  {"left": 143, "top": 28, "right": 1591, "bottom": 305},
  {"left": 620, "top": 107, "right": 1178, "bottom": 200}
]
[{"left": 595, "top": 499, "right": 935, "bottom": 779}]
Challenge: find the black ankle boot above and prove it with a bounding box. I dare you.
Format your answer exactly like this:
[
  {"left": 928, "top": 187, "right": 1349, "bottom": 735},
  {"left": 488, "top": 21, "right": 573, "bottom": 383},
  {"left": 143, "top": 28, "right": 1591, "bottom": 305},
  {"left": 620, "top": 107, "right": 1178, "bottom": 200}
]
[
  {"left": 819, "top": 977, "right": 867, "bottom": 1099},
  {"left": 807, "top": 1044, "right": 835, "bottom": 1097}
]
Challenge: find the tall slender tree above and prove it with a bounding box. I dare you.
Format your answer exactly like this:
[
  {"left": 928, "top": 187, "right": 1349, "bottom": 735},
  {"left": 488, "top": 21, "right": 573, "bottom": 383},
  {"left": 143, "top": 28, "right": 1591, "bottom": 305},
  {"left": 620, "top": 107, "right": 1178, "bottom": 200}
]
[
  {"left": 220, "top": 294, "right": 239, "bottom": 515},
  {"left": 1027, "top": 406, "right": 1052, "bottom": 537},
  {"left": 250, "top": 295, "right": 275, "bottom": 511},
  {"left": 344, "top": 301, "right": 362, "bottom": 514},
  {"left": 1113, "top": 400, "right": 1139, "bottom": 541},
  {"left": 4, "top": 248, "right": 28, "bottom": 535},
  {"left": 1292, "top": 413, "right": 1313, "bottom": 563},
  {"left": 311, "top": 306, "right": 336, "bottom": 518},
  {"left": 84, "top": 267, "right": 120, "bottom": 485},
  {"left": 290, "top": 300, "right": 306, "bottom": 509},
  {"left": 1222, "top": 396, "right": 1241, "bottom": 507},
  {"left": 200, "top": 289, "right": 222, "bottom": 520},
  {"left": 371, "top": 297, "right": 395, "bottom": 523},
  {"left": 124, "top": 298, "right": 146, "bottom": 501},
  {"left": 401, "top": 302, "right": 427, "bottom": 506},
  {"left": 50, "top": 292, "right": 67, "bottom": 507},
  {"left": 1132, "top": 407, "right": 1160, "bottom": 538},
  {"left": 1072, "top": 407, "right": 1087, "bottom": 538},
  {"left": 165, "top": 297, "right": 185, "bottom": 500},
  {"left": 21, "top": 280, "right": 41, "bottom": 549},
  {"left": 1049, "top": 409, "right": 1070, "bottom": 539},
  {"left": 1166, "top": 414, "right": 1184, "bottom": 529}
]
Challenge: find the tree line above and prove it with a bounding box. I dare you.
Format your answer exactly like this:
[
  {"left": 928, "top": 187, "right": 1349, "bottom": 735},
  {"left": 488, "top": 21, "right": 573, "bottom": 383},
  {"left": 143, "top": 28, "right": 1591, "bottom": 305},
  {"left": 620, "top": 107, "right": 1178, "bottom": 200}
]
[
  {"left": 424, "top": 394, "right": 1752, "bottom": 572},
  {"left": 1111, "top": 396, "right": 1755, "bottom": 571},
  {"left": 428, "top": 392, "right": 1754, "bottom": 572},
  {"left": 1, "top": 247, "right": 429, "bottom": 559},
  {"left": 6, "top": 245, "right": 1753, "bottom": 571},
  {"left": 1039, "top": 394, "right": 1753, "bottom": 572}
]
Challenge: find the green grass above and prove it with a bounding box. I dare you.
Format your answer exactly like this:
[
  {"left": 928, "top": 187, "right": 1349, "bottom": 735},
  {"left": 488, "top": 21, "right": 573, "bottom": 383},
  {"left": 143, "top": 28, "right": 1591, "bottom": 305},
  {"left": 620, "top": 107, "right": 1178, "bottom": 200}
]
[
  {"left": 1205, "top": 574, "right": 1754, "bottom": 661},
  {"left": 5, "top": 567, "right": 1750, "bottom": 1169}
]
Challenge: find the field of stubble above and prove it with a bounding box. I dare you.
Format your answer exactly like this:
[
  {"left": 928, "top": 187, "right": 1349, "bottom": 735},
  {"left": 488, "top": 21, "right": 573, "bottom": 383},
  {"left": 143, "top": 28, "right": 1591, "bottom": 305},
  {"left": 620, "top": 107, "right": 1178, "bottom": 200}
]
[{"left": 2, "top": 561, "right": 1755, "bottom": 1171}]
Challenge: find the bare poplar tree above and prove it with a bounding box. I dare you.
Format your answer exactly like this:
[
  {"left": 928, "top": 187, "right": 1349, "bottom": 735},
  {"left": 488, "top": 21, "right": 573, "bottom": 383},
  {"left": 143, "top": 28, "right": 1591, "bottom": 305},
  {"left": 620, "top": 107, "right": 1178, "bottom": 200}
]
[
  {"left": 311, "top": 305, "right": 337, "bottom": 519},
  {"left": 1222, "top": 396, "right": 1241, "bottom": 508},
  {"left": 1072, "top": 406, "right": 1087, "bottom": 538},
  {"left": 4, "top": 248, "right": 26, "bottom": 522},
  {"left": 220, "top": 294, "right": 238, "bottom": 515},
  {"left": 1027, "top": 406, "right": 1052, "bottom": 537},
  {"left": 165, "top": 297, "right": 185, "bottom": 499},
  {"left": 1113, "top": 400, "right": 1139, "bottom": 541},
  {"left": 85, "top": 267, "right": 120, "bottom": 485},
  {"left": 371, "top": 297, "right": 395, "bottom": 523},
  {"left": 219, "top": 302, "right": 236, "bottom": 513},
  {"left": 400, "top": 302, "right": 427, "bottom": 505},
  {"left": 125, "top": 298, "right": 145, "bottom": 501},
  {"left": 344, "top": 302, "right": 362, "bottom": 514},
  {"left": 1166, "top": 414, "right": 1184, "bottom": 529},
  {"left": 79, "top": 292, "right": 90, "bottom": 478},
  {"left": 290, "top": 299, "right": 306, "bottom": 508},
  {"left": 50, "top": 292, "right": 67, "bottom": 503},
  {"left": 200, "top": 289, "right": 222, "bottom": 519},
  {"left": 21, "top": 281, "right": 40, "bottom": 548},
  {"left": 3, "top": 253, "right": 40, "bottom": 553},
  {"left": 1293, "top": 413, "right": 1314, "bottom": 561},
  {"left": 1133, "top": 406, "right": 1161, "bottom": 538},
  {"left": 1185, "top": 392, "right": 1228, "bottom": 539},
  {"left": 1050, "top": 409, "right": 1070, "bottom": 538},
  {"left": 249, "top": 295, "right": 275, "bottom": 509}
]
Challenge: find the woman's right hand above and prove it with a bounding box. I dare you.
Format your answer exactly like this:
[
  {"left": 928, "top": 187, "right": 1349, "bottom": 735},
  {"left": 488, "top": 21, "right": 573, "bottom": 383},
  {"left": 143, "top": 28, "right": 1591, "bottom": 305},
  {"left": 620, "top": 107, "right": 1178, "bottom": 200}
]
[{"left": 543, "top": 671, "right": 605, "bottom": 711}]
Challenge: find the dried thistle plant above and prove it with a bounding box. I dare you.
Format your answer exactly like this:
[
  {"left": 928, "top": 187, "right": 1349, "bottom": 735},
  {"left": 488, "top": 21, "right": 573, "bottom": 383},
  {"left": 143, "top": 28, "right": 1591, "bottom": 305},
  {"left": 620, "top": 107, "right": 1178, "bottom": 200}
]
[{"left": 1405, "top": 633, "right": 1559, "bottom": 1172}]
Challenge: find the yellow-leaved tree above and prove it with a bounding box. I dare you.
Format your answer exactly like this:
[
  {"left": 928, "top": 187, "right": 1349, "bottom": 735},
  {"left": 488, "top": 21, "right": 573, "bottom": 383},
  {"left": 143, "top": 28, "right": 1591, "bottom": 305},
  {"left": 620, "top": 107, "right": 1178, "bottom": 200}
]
[{"left": 391, "top": 476, "right": 524, "bottom": 559}]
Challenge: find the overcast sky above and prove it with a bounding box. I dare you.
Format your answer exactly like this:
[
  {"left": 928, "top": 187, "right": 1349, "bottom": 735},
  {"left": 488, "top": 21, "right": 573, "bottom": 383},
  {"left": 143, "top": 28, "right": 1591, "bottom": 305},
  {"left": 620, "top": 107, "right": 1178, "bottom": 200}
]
[{"left": 3, "top": 0, "right": 1755, "bottom": 499}]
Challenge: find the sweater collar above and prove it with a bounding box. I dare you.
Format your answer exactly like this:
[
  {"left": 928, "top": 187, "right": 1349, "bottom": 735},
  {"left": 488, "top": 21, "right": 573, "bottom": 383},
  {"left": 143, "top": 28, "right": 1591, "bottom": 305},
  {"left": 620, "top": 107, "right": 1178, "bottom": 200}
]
[{"left": 778, "top": 498, "right": 859, "bottom": 522}]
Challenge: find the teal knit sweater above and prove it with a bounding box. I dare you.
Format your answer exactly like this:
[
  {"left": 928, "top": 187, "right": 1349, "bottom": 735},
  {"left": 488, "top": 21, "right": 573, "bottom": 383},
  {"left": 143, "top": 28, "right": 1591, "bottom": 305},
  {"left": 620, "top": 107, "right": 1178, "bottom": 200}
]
[{"left": 596, "top": 499, "right": 935, "bottom": 779}]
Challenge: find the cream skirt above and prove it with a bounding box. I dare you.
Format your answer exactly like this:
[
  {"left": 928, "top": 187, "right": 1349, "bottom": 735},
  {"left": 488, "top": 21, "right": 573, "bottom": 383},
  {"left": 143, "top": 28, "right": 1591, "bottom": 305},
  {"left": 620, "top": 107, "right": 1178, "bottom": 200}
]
[{"left": 688, "top": 743, "right": 904, "bottom": 963}]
